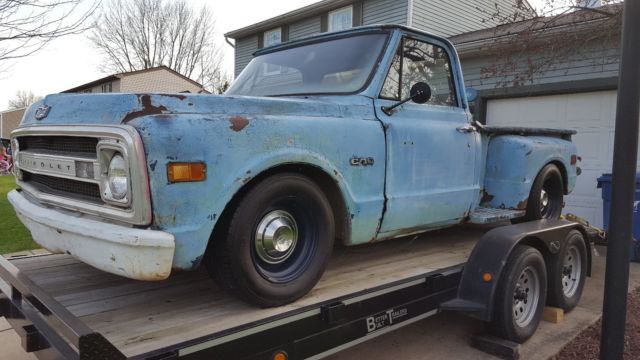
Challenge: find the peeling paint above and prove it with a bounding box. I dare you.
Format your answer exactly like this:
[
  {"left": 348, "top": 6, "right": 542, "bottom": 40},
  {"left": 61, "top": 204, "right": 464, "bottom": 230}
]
[
  {"left": 160, "top": 94, "right": 187, "bottom": 100},
  {"left": 122, "top": 94, "right": 168, "bottom": 123},
  {"left": 228, "top": 116, "right": 249, "bottom": 132},
  {"left": 517, "top": 199, "right": 528, "bottom": 210},
  {"left": 149, "top": 160, "right": 158, "bottom": 172}
]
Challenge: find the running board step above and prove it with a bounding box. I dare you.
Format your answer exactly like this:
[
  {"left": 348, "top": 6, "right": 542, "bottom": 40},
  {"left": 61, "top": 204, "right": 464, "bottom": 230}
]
[{"left": 469, "top": 207, "right": 525, "bottom": 224}]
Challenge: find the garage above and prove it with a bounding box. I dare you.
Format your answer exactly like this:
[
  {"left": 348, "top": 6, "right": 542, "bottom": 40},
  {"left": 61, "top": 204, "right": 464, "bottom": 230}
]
[{"left": 486, "top": 90, "right": 626, "bottom": 227}]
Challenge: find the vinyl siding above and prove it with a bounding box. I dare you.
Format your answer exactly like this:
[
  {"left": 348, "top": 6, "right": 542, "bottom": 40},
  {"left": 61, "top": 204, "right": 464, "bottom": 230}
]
[
  {"left": 459, "top": 41, "right": 620, "bottom": 90},
  {"left": 362, "top": 0, "right": 408, "bottom": 25},
  {"left": 412, "top": 0, "right": 519, "bottom": 37},
  {"left": 235, "top": 35, "right": 259, "bottom": 77},
  {"left": 290, "top": 16, "right": 322, "bottom": 40}
]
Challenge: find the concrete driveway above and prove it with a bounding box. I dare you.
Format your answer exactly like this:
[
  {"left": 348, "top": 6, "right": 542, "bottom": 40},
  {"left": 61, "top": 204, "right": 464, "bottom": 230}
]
[{"left": 1, "top": 248, "right": 639, "bottom": 360}]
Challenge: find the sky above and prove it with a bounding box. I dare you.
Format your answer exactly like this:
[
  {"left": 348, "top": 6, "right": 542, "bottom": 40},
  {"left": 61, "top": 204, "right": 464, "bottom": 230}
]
[{"left": 0, "top": 0, "right": 546, "bottom": 109}]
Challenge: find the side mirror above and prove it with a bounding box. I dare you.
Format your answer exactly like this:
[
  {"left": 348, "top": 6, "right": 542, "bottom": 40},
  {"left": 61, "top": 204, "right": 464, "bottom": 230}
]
[
  {"left": 381, "top": 82, "right": 432, "bottom": 116},
  {"left": 410, "top": 82, "right": 432, "bottom": 104},
  {"left": 465, "top": 87, "right": 478, "bottom": 103}
]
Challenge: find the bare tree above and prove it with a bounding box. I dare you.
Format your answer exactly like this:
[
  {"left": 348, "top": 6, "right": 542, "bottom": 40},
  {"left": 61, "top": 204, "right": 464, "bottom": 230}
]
[
  {"left": 475, "top": 0, "right": 622, "bottom": 87},
  {"left": 8, "top": 90, "right": 43, "bottom": 109},
  {"left": 0, "top": 0, "right": 98, "bottom": 65},
  {"left": 90, "top": 0, "right": 229, "bottom": 93}
]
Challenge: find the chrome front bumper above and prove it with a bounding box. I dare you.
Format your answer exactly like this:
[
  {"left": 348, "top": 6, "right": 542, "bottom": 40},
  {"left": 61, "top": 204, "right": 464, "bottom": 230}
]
[{"left": 8, "top": 190, "right": 175, "bottom": 280}]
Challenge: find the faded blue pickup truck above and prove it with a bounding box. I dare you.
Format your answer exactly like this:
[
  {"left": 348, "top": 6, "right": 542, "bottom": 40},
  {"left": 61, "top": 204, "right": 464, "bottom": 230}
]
[{"left": 8, "top": 25, "right": 579, "bottom": 306}]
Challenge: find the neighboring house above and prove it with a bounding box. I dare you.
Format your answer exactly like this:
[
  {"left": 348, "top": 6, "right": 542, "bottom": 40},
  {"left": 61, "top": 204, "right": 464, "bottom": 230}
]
[
  {"left": 451, "top": 4, "right": 622, "bottom": 227},
  {"left": 1, "top": 66, "right": 207, "bottom": 139},
  {"left": 0, "top": 108, "right": 25, "bottom": 139},
  {"left": 62, "top": 66, "right": 207, "bottom": 94},
  {"left": 225, "top": 0, "right": 532, "bottom": 77}
]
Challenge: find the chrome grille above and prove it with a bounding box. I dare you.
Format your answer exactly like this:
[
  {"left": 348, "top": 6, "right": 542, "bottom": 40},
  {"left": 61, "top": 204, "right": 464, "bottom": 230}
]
[
  {"left": 12, "top": 125, "right": 151, "bottom": 225},
  {"left": 23, "top": 172, "right": 102, "bottom": 202},
  {"left": 18, "top": 136, "right": 98, "bottom": 157}
]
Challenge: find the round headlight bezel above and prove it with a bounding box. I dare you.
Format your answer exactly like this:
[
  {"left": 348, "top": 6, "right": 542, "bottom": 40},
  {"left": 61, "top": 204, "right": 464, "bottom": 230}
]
[{"left": 107, "top": 153, "right": 129, "bottom": 200}]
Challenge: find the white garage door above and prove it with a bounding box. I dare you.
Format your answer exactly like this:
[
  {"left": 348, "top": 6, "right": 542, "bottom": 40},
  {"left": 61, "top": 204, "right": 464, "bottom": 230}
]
[{"left": 486, "top": 90, "right": 633, "bottom": 228}]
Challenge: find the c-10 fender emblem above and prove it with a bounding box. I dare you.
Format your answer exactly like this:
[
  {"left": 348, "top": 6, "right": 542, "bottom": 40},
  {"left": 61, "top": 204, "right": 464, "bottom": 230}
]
[{"left": 350, "top": 157, "right": 374, "bottom": 166}]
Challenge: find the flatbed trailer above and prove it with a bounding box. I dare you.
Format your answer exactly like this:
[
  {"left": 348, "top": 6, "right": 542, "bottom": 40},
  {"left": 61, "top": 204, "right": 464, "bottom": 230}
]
[{"left": 0, "top": 221, "right": 592, "bottom": 360}]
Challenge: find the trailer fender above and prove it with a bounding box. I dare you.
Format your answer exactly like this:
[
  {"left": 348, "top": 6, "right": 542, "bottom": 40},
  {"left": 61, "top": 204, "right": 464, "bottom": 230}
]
[{"left": 440, "top": 219, "right": 592, "bottom": 321}]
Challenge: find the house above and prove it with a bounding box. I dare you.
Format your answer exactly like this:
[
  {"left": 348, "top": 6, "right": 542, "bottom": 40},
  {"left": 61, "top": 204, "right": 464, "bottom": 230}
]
[
  {"left": 61, "top": 65, "right": 207, "bottom": 94},
  {"left": 0, "top": 108, "right": 25, "bottom": 139},
  {"left": 1, "top": 66, "right": 207, "bottom": 140},
  {"left": 225, "top": 0, "right": 532, "bottom": 77},
  {"left": 226, "top": 1, "right": 624, "bottom": 226}
]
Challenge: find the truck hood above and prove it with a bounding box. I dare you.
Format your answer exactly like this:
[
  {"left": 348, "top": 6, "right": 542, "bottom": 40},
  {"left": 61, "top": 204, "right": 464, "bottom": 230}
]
[{"left": 19, "top": 93, "right": 373, "bottom": 127}]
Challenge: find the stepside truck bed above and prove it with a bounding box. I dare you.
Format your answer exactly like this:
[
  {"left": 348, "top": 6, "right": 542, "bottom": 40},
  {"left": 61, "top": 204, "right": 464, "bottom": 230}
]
[{"left": 0, "top": 225, "right": 489, "bottom": 359}]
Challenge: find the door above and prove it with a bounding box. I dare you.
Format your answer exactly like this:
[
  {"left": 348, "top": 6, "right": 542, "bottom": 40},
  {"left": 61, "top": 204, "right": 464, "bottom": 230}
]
[{"left": 376, "top": 36, "right": 480, "bottom": 235}]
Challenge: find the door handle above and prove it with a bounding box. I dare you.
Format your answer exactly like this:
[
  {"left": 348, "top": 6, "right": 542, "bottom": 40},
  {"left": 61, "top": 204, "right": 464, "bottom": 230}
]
[{"left": 457, "top": 125, "right": 477, "bottom": 133}]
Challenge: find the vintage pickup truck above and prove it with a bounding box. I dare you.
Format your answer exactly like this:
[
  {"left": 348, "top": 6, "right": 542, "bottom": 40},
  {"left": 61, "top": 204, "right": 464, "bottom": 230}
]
[{"left": 8, "top": 25, "right": 579, "bottom": 307}]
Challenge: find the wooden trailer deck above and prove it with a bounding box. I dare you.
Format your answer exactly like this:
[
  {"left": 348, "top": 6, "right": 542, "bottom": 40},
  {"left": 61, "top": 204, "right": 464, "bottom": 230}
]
[{"left": 5, "top": 225, "right": 493, "bottom": 358}]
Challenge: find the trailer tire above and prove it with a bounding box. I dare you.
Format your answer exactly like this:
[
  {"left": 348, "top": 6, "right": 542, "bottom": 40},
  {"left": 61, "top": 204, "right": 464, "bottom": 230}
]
[
  {"left": 489, "top": 245, "right": 547, "bottom": 343},
  {"left": 208, "top": 173, "right": 335, "bottom": 307},
  {"left": 522, "top": 164, "right": 564, "bottom": 221},
  {"left": 547, "top": 230, "right": 587, "bottom": 312}
]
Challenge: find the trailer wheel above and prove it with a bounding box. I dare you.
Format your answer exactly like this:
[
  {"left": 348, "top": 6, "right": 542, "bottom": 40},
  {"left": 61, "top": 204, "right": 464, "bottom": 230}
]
[
  {"left": 489, "top": 245, "right": 547, "bottom": 343},
  {"left": 208, "top": 173, "right": 335, "bottom": 307},
  {"left": 522, "top": 164, "right": 564, "bottom": 221},
  {"left": 547, "top": 230, "right": 587, "bottom": 312}
]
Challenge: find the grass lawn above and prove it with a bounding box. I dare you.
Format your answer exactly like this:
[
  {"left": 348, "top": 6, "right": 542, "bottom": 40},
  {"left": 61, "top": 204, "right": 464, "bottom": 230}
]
[{"left": 0, "top": 176, "right": 38, "bottom": 254}]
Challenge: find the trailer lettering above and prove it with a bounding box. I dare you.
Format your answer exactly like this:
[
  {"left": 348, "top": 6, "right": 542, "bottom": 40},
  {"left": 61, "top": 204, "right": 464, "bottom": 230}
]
[{"left": 365, "top": 307, "right": 409, "bottom": 333}]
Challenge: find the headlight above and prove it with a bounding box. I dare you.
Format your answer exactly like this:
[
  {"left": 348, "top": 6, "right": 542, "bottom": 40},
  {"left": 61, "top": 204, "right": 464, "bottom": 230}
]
[{"left": 108, "top": 153, "right": 128, "bottom": 200}]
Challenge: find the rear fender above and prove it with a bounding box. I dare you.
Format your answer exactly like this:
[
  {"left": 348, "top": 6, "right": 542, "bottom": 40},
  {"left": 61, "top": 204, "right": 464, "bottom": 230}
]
[{"left": 482, "top": 135, "right": 577, "bottom": 210}]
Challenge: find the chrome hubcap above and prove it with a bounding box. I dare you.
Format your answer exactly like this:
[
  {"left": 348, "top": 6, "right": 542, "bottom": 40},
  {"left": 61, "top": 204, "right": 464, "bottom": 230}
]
[
  {"left": 513, "top": 266, "right": 540, "bottom": 327},
  {"left": 540, "top": 189, "right": 549, "bottom": 213},
  {"left": 562, "top": 245, "right": 582, "bottom": 297},
  {"left": 255, "top": 210, "right": 298, "bottom": 264}
]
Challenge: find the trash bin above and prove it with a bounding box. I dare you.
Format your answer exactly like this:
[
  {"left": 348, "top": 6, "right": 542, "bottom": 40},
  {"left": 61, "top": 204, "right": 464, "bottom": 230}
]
[{"left": 597, "top": 173, "right": 640, "bottom": 262}]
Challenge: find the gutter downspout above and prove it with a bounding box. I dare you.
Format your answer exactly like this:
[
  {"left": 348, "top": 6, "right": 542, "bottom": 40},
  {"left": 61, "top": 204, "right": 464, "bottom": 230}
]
[
  {"left": 407, "top": 0, "right": 414, "bottom": 27},
  {"left": 225, "top": 35, "right": 235, "bottom": 48}
]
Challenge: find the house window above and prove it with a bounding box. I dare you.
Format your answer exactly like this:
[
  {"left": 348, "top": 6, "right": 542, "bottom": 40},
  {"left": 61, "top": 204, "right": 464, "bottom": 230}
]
[
  {"left": 263, "top": 27, "right": 282, "bottom": 47},
  {"left": 101, "top": 82, "right": 113, "bottom": 93},
  {"left": 328, "top": 6, "right": 353, "bottom": 32},
  {"left": 263, "top": 27, "right": 282, "bottom": 75}
]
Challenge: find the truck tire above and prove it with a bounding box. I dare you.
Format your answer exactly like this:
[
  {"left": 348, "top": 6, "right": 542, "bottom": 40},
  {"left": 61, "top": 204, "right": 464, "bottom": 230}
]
[
  {"left": 489, "top": 245, "right": 547, "bottom": 343},
  {"left": 546, "top": 230, "right": 587, "bottom": 312},
  {"left": 523, "top": 164, "right": 564, "bottom": 221},
  {"left": 208, "top": 173, "right": 335, "bottom": 307}
]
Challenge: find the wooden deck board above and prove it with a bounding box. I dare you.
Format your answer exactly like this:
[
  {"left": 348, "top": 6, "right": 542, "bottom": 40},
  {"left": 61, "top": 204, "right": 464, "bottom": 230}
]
[{"left": 10, "top": 225, "right": 493, "bottom": 357}]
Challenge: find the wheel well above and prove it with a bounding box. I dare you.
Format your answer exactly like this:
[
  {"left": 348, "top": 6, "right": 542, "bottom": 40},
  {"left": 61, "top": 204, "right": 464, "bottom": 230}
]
[
  {"left": 548, "top": 160, "right": 568, "bottom": 195},
  {"left": 206, "top": 164, "right": 349, "bottom": 254}
]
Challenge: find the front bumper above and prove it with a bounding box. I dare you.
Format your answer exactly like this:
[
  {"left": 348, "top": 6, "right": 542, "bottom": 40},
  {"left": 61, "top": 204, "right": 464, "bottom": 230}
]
[{"left": 8, "top": 190, "right": 175, "bottom": 280}]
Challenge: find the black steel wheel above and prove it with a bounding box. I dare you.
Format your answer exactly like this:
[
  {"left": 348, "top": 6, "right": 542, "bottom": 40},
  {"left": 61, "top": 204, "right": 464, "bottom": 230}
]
[
  {"left": 523, "top": 164, "right": 564, "bottom": 221},
  {"left": 547, "top": 230, "right": 587, "bottom": 312},
  {"left": 489, "top": 245, "right": 547, "bottom": 343},
  {"left": 207, "top": 173, "right": 335, "bottom": 307}
]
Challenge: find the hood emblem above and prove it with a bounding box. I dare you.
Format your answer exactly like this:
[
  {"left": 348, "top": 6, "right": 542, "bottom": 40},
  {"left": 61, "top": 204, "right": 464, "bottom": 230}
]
[{"left": 34, "top": 105, "right": 51, "bottom": 120}]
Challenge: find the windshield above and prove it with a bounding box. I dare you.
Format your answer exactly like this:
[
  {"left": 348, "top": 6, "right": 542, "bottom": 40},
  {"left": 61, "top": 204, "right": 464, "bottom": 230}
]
[{"left": 226, "top": 33, "right": 388, "bottom": 96}]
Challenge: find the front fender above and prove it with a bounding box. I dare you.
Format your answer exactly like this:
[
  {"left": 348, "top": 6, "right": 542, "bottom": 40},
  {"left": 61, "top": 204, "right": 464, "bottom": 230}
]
[
  {"left": 483, "top": 135, "right": 577, "bottom": 209},
  {"left": 131, "top": 111, "right": 386, "bottom": 270}
]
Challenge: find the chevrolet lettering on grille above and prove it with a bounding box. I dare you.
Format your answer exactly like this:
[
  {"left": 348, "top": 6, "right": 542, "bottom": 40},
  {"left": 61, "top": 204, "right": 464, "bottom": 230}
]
[{"left": 19, "top": 153, "right": 77, "bottom": 177}]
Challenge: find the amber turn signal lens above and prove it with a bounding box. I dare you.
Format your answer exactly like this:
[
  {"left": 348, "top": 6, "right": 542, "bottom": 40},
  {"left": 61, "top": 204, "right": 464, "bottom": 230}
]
[
  {"left": 272, "top": 351, "right": 288, "bottom": 360},
  {"left": 167, "top": 162, "right": 206, "bottom": 183},
  {"left": 482, "top": 272, "right": 493, "bottom": 282}
]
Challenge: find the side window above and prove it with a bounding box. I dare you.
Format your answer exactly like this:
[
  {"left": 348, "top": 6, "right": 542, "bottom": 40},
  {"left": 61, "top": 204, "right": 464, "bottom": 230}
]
[{"left": 380, "top": 38, "right": 457, "bottom": 107}]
